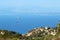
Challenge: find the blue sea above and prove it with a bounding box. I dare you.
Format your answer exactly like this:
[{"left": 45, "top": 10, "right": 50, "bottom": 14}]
[{"left": 0, "top": 13, "right": 60, "bottom": 34}]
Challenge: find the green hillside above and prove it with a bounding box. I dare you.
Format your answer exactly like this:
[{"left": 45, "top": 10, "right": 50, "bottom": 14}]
[
  {"left": 0, "top": 22, "right": 60, "bottom": 40},
  {"left": 0, "top": 30, "right": 22, "bottom": 40}
]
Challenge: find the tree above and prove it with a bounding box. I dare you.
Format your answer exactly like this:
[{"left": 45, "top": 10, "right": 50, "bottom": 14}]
[{"left": 57, "top": 22, "right": 60, "bottom": 34}]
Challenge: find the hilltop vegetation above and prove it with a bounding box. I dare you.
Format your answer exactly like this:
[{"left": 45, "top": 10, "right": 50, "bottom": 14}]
[
  {"left": 0, "top": 23, "right": 60, "bottom": 40},
  {"left": 0, "top": 30, "right": 22, "bottom": 40},
  {"left": 25, "top": 22, "right": 60, "bottom": 40}
]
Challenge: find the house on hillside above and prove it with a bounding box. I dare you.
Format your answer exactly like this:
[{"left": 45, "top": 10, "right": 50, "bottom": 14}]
[{"left": 0, "top": 30, "right": 5, "bottom": 35}]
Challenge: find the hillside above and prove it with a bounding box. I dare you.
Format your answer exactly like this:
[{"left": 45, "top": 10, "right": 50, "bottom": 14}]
[
  {"left": 0, "top": 23, "right": 60, "bottom": 40},
  {"left": 0, "top": 30, "right": 22, "bottom": 40},
  {"left": 24, "top": 22, "right": 60, "bottom": 40}
]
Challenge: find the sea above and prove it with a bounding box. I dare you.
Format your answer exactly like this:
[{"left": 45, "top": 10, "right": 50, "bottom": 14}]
[{"left": 0, "top": 13, "right": 60, "bottom": 34}]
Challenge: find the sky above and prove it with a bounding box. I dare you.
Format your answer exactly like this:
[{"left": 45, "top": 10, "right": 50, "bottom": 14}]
[{"left": 0, "top": 0, "right": 60, "bottom": 15}]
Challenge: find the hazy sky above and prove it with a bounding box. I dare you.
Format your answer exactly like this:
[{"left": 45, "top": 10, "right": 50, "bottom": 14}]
[{"left": 0, "top": 0, "right": 60, "bottom": 15}]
